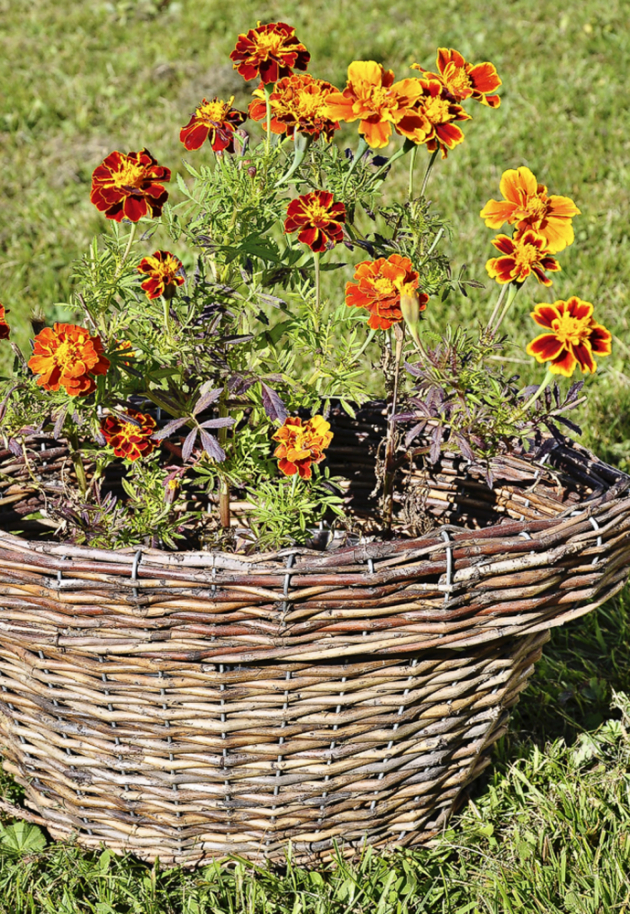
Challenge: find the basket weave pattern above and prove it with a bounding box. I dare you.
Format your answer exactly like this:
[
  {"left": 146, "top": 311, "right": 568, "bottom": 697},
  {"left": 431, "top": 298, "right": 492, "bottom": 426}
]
[{"left": 0, "top": 409, "right": 629, "bottom": 865}]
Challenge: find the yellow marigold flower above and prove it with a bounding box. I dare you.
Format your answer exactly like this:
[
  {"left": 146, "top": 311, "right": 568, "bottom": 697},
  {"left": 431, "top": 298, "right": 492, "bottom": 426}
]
[
  {"left": 272, "top": 415, "right": 333, "bottom": 479},
  {"left": 526, "top": 297, "right": 612, "bottom": 377},
  {"left": 480, "top": 167, "right": 581, "bottom": 254},
  {"left": 323, "top": 61, "right": 427, "bottom": 149},
  {"left": 486, "top": 229, "right": 561, "bottom": 286},
  {"left": 28, "top": 323, "right": 110, "bottom": 397},
  {"left": 413, "top": 48, "right": 502, "bottom": 108},
  {"left": 249, "top": 73, "right": 340, "bottom": 140}
]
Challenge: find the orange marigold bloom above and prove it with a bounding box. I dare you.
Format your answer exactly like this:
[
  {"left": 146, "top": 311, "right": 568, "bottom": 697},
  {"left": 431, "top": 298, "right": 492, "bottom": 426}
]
[
  {"left": 413, "top": 48, "right": 502, "bottom": 108},
  {"left": 480, "top": 167, "right": 580, "bottom": 254},
  {"left": 101, "top": 410, "right": 157, "bottom": 461},
  {"left": 272, "top": 415, "right": 333, "bottom": 479},
  {"left": 180, "top": 97, "right": 247, "bottom": 152},
  {"left": 90, "top": 149, "right": 171, "bottom": 223},
  {"left": 137, "top": 251, "right": 185, "bottom": 300},
  {"left": 412, "top": 79, "right": 472, "bottom": 158},
  {"left": 284, "top": 190, "right": 346, "bottom": 252},
  {"left": 230, "top": 21, "right": 310, "bottom": 84},
  {"left": 248, "top": 74, "right": 340, "bottom": 140},
  {"left": 526, "top": 297, "right": 612, "bottom": 377},
  {"left": 345, "top": 254, "right": 428, "bottom": 330},
  {"left": 323, "top": 61, "right": 428, "bottom": 149},
  {"left": 486, "top": 229, "right": 561, "bottom": 286},
  {"left": 28, "top": 323, "right": 110, "bottom": 397},
  {"left": 0, "top": 304, "right": 10, "bottom": 340}
]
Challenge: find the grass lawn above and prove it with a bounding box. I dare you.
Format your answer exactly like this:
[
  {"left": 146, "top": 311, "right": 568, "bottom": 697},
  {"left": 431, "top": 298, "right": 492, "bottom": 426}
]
[{"left": 1, "top": 0, "right": 630, "bottom": 910}]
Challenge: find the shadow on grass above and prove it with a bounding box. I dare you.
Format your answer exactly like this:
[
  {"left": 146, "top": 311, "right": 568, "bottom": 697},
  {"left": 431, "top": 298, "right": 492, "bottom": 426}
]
[{"left": 492, "top": 585, "right": 630, "bottom": 768}]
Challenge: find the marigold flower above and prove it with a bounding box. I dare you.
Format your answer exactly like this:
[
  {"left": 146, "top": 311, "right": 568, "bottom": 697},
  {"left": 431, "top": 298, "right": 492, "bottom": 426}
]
[
  {"left": 90, "top": 149, "right": 171, "bottom": 223},
  {"left": 28, "top": 323, "right": 110, "bottom": 397},
  {"left": 486, "top": 229, "right": 561, "bottom": 286},
  {"left": 249, "top": 74, "right": 340, "bottom": 140},
  {"left": 323, "top": 61, "right": 428, "bottom": 149},
  {"left": 284, "top": 190, "right": 346, "bottom": 252},
  {"left": 180, "top": 97, "right": 247, "bottom": 152},
  {"left": 345, "top": 254, "right": 428, "bottom": 330},
  {"left": 412, "top": 79, "right": 471, "bottom": 158},
  {"left": 272, "top": 415, "right": 333, "bottom": 479},
  {"left": 101, "top": 409, "right": 157, "bottom": 461},
  {"left": 0, "top": 305, "right": 10, "bottom": 340},
  {"left": 137, "top": 251, "right": 185, "bottom": 300},
  {"left": 413, "top": 48, "right": 502, "bottom": 108},
  {"left": 230, "top": 21, "right": 310, "bottom": 84},
  {"left": 526, "top": 297, "right": 612, "bottom": 377},
  {"left": 480, "top": 167, "right": 580, "bottom": 254}
]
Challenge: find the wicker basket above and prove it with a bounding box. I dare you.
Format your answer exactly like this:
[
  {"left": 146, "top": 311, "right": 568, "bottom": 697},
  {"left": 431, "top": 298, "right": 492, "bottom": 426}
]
[{"left": 0, "top": 404, "right": 629, "bottom": 866}]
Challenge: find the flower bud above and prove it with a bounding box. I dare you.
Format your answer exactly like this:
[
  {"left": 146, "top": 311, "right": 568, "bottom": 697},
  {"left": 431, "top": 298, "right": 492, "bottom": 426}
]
[{"left": 400, "top": 291, "right": 423, "bottom": 346}]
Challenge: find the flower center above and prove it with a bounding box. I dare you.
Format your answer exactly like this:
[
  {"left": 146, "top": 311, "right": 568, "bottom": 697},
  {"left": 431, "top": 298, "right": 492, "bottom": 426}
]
[
  {"left": 303, "top": 201, "right": 332, "bottom": 224},
  {"left": 110, "top": 159, "right": 145, "bottom": 190},
  {"left": 252, "top": 32, "right": 285, "bottom": 58},
  {"left": 423, "top": 94, "right": 452, "bottom": 123},
  {"left": 118, "top": 422, "right": 143, "bottom": 443},
  {"left": 524, "top": 194, "right": 549, "bottom": 224},
  {"left": 551, "top": 312, "right": 591, "bottom": 346},
  {"left": 198, "top": 99, "right": 231, "bottom": 123},
  {"left": 514, "top": 240, "right": 543, "bottom": 269},
  {"left": 373, "top": 276, "right": 396, "bottom": 296},
  {"left": 54, "top": 336, "right": 86, "bottom": 371},
  {"left": 444, "top": 65, "right": 472, "bottom": 96}
]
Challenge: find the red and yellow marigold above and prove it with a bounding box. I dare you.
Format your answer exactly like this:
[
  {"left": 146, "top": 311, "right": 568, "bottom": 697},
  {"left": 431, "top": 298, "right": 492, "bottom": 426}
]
[
  {"left": 180, "top": 97, "right": 247, "bottom": 152},
  {"left": 137, "top": 251, "right": 185, "bottom": 300},
  {"left": 101, "top": 409, "right": 157, "bottom": 461},
  {"left": 486, "top": 229, "right": 560, "bottom": 286},
  {"left": 249, "top": 74, "right": 340, "bottom": 140},
  {"left": 272, "top": 415, "right": 333, "bottom": 479},
  {"left": 413, "top": 48, "right": 502, "bottom": 108},
  {"left": 412, "top": 79, "right": 471, "bottom": 157},
  {"left": 323, "top": 61, "right": 428, "bottom": 149},
  {"left": 230, "top": 21, "right": 310, "bottom": 84},
  {"left": 480, "top": 167, "right": 580, "bottom": 254},
  {"left": 284, "top": 190, "right": 346, "bottom": 252},
  {"left": 28, "top": 324, "right": 110, "bottom": 397},
  {"left": 526, "top": 297, "right": 612, "bottom": 377},
  {"left": 345, "top": 254, "right": 428, "bottom": 330},
  {"left": 0, "top": 305, "right": 10, "bottom": 340},
  {"left": 90, "top": 149, "right": 171, "bottom": 222}
]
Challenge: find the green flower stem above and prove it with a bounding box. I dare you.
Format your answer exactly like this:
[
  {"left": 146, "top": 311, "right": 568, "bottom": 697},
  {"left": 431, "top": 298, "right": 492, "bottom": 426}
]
[
  {"left": 354, "top": 328, "right": 376, "bottom": 363},
  {"left": 370, "top": 139, "right": 413, "bottom": 185},
  {"left": 519, "top": 367, "right": 555, "bottom": 415},
  {"left": 116, "top": 223, "right": 136, "bottom": 278},
  {"left": 408, "top": 143, "right": 418, "bottom": 200},
  {"left": 313, "top": 251, "right": 321, "bottom": 326},
  {"left": 493, "top": 282, "right": 520, "bottom": 334},
  {"left": 67, "top": 430, "right": 88, "bottom": 498},
  {"left": 382, "top": 326, "right": 405, "bottom": 531},
  {"left": 162, "top": 295, "right": 171, "bottom": 341},
  {"left": 486, "top": 282, "right": 508, "bottom": 333},
  {"left": 264, "top": 82, "right": 274, "bottom": 154},
  {"left": 290, "top": 471, "right": 299, "bottom": 498},
  {"left": 343, "top": 136, "right": 369, "bottom": 192},
  {"left": 275, "top": 131, "right": 312, "bottom": 187},
  {"left": 420, "top": 147, "right": 439, "bottom": 197}
]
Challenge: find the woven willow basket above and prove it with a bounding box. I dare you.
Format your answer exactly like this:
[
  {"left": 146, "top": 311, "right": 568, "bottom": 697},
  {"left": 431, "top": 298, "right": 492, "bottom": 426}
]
[{"left": 0, "top": 403, "right": 629, "bottom": 866}]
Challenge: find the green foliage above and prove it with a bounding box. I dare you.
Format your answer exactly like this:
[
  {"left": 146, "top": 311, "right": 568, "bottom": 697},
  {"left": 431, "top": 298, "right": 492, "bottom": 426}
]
[{"left": 246, "top": 468, "right": 345, "bottom": 551}]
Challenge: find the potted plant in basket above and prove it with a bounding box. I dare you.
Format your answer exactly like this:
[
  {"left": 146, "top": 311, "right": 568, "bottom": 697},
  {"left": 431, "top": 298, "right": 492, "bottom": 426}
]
[{"left": 0, "top": 23, "right": 628, "bottom": 866}]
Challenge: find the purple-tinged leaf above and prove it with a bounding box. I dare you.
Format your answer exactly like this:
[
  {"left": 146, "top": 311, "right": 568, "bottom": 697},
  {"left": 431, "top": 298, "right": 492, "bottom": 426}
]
[
  {"left": 53, "top": 407, "right": 68, "bottom": 439},
  {"left": 392, "top": 411, "right": 416, "bottom": 422},
  {"left": 199, "top": 429, "right": 226, "bottom": 462},
  {"left": 94, "top": 429, "right": 107, "bottom": 446},
  {"left": 8, "top": 438, "right": 22, "bottom": 458},
  {"left": 405, "top": 420, "right": 427, "bottom": 447},
  {"left": 556, "top": 415, "right": 582, "bottom": 435},
  {"left": 456, "top": 434, "right": 475, "bottom": 461},
  {"left": 485, "top": 466, "right": 494, "bottom": 489},
  {"left": 192, "top": 388, "right": 222, "bottom": 415},
  {"left": 200, "top": 417, "right": 235, "bottom": 429},
  {"left": 261, "top": 382, "right": 288, "bottom": 424},
  {"left": 181, "top": 428, "right": 198, "bottom": 462},
  {"left": 429, "top": 425, "right": 443, "bottom": 465},
  {"left": 566, "top": 380, "right": 584, "bottom": 403},
  {"left": 153, "top": 417, "right": 189, "bottom": 441},
  {"left": 519, "top": 385, "right": 539, "bottom": 399}
]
